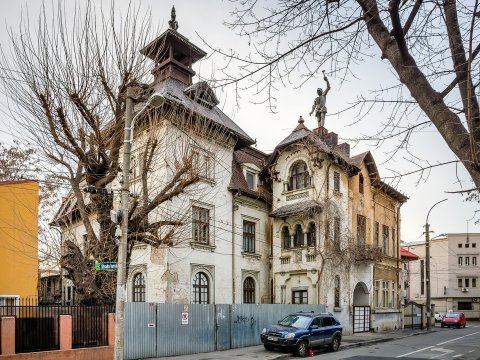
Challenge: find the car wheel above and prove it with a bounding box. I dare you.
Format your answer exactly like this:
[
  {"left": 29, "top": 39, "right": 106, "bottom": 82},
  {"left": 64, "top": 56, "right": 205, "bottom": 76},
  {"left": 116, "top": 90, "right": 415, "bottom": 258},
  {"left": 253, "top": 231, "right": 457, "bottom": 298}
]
[
  {"left": 441, "top": 323, "right": 444, "bottom": 328},
  {"left": 296, "top": 340, "right": 309, "bottom": 357},
  {"left": 264, "top": 344, "right": 274, "bottom": 351},
  {"left": 329, "top": 336, "right": 341, "bottom": 352}
]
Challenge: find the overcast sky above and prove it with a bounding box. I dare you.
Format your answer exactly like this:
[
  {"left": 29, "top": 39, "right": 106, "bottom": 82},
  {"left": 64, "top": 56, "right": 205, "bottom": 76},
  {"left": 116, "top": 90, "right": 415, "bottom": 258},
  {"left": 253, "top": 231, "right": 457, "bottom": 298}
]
[{"left": 0, "top": 0, "right": 478, "bottom": 243}]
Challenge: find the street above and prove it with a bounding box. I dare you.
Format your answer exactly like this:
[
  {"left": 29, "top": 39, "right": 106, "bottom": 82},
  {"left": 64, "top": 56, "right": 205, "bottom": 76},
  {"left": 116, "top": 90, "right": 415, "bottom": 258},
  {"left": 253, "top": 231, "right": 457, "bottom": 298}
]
[{"left": 286, "top": 322, "right": 480, "bottom": 360}]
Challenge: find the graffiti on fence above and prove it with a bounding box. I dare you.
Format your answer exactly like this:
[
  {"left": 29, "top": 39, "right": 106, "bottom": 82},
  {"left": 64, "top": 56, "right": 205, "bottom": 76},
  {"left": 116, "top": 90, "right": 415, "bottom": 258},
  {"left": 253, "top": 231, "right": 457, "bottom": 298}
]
[{"left": 233, "top": 315, "right": 256, "bottom": 328}]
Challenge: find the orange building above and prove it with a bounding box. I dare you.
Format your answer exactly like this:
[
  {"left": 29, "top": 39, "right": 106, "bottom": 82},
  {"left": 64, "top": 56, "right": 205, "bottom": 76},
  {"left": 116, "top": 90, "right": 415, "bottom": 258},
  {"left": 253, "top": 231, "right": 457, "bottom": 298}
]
[{"left": 0, "top": 180, "right": 39, "bottom": 305}]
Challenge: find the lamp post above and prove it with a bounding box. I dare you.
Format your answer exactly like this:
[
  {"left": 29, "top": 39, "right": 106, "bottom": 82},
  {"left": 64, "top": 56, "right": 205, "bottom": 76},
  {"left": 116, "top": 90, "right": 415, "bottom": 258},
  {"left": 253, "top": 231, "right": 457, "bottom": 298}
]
[
  {"left": 425, "top": 198, "right": 447, "bottom": 331},
  {"left": 113, "top": 88, "right": 165, "bottom": 360}
]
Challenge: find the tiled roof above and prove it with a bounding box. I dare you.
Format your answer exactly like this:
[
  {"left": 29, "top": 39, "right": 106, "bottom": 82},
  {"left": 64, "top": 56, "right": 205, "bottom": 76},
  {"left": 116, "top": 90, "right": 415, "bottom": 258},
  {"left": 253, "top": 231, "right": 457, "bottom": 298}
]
[
  {"left": 401, "top": 247, "right": 419, "bottom": 260},
  {"left": 152, "top": 78, "right": 255, "bottom": 148},
  {"left": 269, "top": 200, "right": 322, "bottom": 218}
]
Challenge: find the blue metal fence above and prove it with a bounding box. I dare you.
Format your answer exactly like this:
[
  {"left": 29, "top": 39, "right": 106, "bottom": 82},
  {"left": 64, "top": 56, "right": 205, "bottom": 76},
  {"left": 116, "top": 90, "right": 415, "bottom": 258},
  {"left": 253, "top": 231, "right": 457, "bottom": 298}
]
[{"left": 124, "top": 303, "right": 326, "bottom": 360}]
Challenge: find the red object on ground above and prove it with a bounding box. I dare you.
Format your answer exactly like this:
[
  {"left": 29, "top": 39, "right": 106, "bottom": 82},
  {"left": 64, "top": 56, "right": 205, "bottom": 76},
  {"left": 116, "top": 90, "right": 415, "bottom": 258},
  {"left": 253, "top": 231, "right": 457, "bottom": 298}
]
[{"left": 309, "top": 349, "right": 315, "bottom": 356}]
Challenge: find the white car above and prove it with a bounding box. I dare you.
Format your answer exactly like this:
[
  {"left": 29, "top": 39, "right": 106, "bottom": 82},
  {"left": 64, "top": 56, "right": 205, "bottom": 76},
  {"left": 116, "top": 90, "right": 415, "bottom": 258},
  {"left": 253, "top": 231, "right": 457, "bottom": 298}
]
[{"left": 434, "top": 312, "right": 444, "bottom": 322}]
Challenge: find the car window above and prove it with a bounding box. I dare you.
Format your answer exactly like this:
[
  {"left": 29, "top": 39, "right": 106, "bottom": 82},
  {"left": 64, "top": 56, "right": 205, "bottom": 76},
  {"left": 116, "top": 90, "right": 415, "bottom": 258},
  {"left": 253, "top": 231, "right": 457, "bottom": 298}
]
[
  {"left": 445, "top": 313, "right": 460, "bottom": 318},
  {"left": 311, "top": 318, "right": 321, "bottom": 327},
  {"left": 279, "top": 315, "right": 312, "bottom": 329},
  {"left": 321, "top": 317, "right": 334, "bottom": 327}
]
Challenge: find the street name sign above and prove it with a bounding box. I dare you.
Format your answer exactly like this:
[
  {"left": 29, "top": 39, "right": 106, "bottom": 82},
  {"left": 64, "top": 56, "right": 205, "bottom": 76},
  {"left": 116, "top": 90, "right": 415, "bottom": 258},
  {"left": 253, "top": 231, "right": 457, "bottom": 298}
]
[{"left": 95, "top": 262, "right": 118, "bottom": 271}]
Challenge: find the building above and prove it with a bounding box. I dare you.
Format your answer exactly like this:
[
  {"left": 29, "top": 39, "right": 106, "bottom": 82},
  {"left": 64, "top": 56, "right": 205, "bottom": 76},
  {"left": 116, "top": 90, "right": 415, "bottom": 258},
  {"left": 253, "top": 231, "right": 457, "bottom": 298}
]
[
  {"left": 405, "top": 233, "right": 480, "bottom": 319},
  {"left": 0, "top": 180, "right": 39, "bottom": 305},
  {"left": 52, "top": 9, "right": 408, "bottom": 332},
  {"left": 399, "top": 247, "right": 419, "bottom": 304}
]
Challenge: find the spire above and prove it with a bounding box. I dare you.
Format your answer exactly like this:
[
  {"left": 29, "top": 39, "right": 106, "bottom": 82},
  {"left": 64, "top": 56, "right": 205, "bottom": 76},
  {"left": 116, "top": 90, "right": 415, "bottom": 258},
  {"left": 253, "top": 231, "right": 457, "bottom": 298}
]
[
  {"left": 293, "top": 115, "right": 306, "bottom": 132},
  {"left": 169, "top": 6, "right": 179, "bottom": 31}
]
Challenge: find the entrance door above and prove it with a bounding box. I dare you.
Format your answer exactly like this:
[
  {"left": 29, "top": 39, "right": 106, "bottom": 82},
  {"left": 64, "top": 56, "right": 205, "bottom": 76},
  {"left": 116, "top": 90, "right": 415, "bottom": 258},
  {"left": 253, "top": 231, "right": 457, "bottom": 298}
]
[{"left": 353, "top": 306, "right": 371, "bottom": 333}]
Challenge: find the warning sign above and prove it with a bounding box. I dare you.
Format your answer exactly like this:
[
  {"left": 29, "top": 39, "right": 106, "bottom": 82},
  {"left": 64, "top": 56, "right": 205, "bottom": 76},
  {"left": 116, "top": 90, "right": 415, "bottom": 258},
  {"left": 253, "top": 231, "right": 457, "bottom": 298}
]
[{"left": 181, "top": 312, "right": 189, "bottom": 325}]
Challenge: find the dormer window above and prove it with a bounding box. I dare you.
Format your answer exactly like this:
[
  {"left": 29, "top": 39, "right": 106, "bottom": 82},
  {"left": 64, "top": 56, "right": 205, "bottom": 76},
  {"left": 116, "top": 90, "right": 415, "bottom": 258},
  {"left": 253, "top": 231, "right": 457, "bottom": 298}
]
[
  {"left": 289, "top": 161, "right": 310, "bottom": 190},
  {"left": 246, "top": 171, "right": 255, "bottom": 190}
]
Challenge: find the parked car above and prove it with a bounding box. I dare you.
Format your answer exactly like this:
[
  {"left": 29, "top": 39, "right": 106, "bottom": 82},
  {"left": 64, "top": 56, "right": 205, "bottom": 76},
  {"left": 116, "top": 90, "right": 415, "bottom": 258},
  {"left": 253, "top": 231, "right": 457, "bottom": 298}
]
[
  {"left": 441, "top": 312, "right": 466, "bottom": 328},
  {"left": 260, "top": 312, "right": 342, "bottom": 357},
  {"left": 434, "top": 312, "right": 444, "bottom": 322}
]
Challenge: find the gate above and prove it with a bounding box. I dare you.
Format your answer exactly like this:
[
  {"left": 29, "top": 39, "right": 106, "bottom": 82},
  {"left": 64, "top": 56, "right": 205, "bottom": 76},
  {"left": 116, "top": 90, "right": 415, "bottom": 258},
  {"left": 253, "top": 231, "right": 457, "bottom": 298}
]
[
  {"left": 353, "top": 306, "right": 370, "bottom": 333},
  {"left": 403, "top": 301, "right": 423, "bottom": 329}
]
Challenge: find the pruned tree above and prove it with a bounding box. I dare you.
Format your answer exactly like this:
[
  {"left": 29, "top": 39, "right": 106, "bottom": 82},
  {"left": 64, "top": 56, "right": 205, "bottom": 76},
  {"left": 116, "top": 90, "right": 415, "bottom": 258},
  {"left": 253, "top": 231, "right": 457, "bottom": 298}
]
[
  {"left": 0, "top": 2, "right": 230, "bottom": 304},
  {"left": 213, "top": 0, "right": 480, "bottom": 192}
]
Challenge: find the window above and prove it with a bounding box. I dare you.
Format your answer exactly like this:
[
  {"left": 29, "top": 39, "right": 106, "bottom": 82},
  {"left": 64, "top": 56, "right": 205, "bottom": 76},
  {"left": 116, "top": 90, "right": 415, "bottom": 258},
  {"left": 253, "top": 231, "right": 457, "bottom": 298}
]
[
  {"left": 382, "top": 225, "right": 389, "bottom": 255},
  {"left": 466, "top": 257, "right": 470, "bottom": 266},
  {"left": 465, "top": 243, "right": 470, "bottom": 248},
  {"left": 333, "top": 171, "right": 340, "bottom": 192},
  {"left": 243, "top": 277, "right": 255, "bottom": 304},
  {"left": 473, "top": 243, "right": 477, "bottom": 248},
  {"left": 192, "top": 206, "right": 210, "bottom": 244},
  {"left": 193, "top": 272, "right": 209, "bottom": 304},
  {"left": 458, "top": 302, "right": 472, "bottom": 310},
  {"left": 359, "top": 174, "right": 364, "bottom": 194},
  {"left": 473, "top": 257, "right": 477, "bottom": 266},
  {"left": 374, "top": 281, "right": 380, "bottom": 307},
  {"left": 420, "top": 260, "right": 425, "bottom": 295},
  {"left": 289, "top": 161, "right": 310, "bottom": 190},
  {"left": 458, "top": 278, "right": 463, "bottom": 288},
  {"left": 307, "top": 223, "right": 316, "bottom": 247},
  {"left": 458, "top": 243, "right": 463, "bottom": 248},
  {"left": 334, "top": 276, "right": 340, "bottom": 307},
  {"left": 465, "top": 278, "right": 470, "bottom": 287},
  {"left": 192, "top": 148, "right": 214, "bottom": 180},
  {"left": 391, "top": 282, "right": 396, "bottom": 308},
  {"left": 242, "top": 221, "right": 255, "bottom": 253},
  {"left": 458, "top": 257, "right": 463, "bottom": 266},
  {"left": 133, "top": 273, "right": 146, "bottom": 302},
  {"left": 282, "top": 226, "right": 291, "bottom": 249},
  {"left": 292, "top": 290, "right": 308, "bottom": 304},
  {"left": 392, "top": 228, "right": 396, "bottom": 257},
  {"left": 382, "top": 281, "right": 388, "bottom": 307},
  {"left": 375, "top": 222, "right": 379, "bottom": 248},
  {"left": 473, "top": 278, "right": 477, "bottom": 287},
  {"left": 294, "top": 224, "right": 304, "bottom": 247},
  {"left": 357, "top": 215, "right": 366, "bottom": 244},
  {"left": 130, "top": 152, "right": 143, "bottom": 180},
  {"left": 333, "top": 217, "right": 341, "bottom": 249},
  {"left": 246, "top": 171, "right": 255, "bottom": 190}
]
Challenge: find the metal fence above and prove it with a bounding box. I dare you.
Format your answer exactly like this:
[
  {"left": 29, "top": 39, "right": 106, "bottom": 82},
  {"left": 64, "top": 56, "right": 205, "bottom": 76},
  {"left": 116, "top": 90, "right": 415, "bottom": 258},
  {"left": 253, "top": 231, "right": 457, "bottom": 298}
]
[
  {"left": 124, "top": 303, "right": 326, "bottom": 360},
  {"left": 0, "top": 305, "right": 113, "bottom": 353}
]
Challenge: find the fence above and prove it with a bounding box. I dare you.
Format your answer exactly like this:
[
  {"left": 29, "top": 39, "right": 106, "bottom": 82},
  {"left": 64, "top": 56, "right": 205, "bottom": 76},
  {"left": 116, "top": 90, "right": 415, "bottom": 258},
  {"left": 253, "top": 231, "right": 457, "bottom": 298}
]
[
  {"left": 124, "top": 303, "right": 326, "bottom": 360},
  {"left": 0, "top": 305, "right": 113, "bottom": 353}
]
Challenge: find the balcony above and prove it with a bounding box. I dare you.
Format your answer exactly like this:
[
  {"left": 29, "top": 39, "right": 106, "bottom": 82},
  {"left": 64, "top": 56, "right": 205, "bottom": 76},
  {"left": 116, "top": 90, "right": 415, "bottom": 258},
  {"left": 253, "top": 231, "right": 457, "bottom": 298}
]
[{"left": 355, "top": 244, "right": 382, "bottom": 262}]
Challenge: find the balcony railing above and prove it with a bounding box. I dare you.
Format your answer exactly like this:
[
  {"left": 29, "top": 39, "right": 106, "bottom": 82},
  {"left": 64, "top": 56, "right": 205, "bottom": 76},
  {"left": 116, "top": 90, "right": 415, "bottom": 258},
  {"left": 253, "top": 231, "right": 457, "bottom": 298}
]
[{"left": 355, "top": 244, "right": 382, "bottom": 262}]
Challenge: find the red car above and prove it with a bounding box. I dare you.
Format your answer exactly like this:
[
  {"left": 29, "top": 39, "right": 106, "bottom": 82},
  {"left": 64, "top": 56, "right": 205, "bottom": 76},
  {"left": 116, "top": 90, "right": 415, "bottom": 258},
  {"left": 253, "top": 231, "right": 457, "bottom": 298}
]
[{"left": 441, "top": 312, "right": 466, "bottom": 328}]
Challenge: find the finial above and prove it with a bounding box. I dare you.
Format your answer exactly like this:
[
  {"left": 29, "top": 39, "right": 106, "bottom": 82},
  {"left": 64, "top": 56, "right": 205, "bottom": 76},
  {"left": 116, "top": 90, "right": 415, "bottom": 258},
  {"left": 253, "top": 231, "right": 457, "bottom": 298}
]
[
  {"left": 298, "top": 115, "right": 305, "bottom": 124},
  {"left": 169, "top": 6, "right": 179, "bottom": 31}
]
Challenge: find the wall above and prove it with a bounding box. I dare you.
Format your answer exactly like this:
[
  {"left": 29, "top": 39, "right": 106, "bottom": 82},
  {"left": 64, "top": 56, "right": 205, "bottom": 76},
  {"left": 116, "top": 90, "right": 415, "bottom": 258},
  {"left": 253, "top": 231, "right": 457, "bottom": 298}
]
[
  {"left": 0, "top": 347, "right": 112, "bottom": 360},
  {"left": 0, "top": 181, "right": 38, "bottom": 302}
]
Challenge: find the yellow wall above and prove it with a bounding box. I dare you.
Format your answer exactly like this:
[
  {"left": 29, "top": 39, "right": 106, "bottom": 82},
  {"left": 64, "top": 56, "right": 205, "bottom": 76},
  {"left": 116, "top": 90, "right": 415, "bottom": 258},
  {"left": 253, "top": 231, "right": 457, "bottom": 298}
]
[{"left": 0, "top": 180, "right": 39, "bottom": 302}]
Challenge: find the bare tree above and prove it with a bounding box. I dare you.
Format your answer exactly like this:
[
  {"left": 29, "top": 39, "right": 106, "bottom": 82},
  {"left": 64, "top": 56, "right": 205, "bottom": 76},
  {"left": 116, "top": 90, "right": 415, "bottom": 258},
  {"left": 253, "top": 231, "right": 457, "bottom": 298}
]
[
  {"left": 214, "top": 0, "right": 480, "bottom": 191},
  {"left": 0, "top": 2, "right": 230, "bottom": 304}
]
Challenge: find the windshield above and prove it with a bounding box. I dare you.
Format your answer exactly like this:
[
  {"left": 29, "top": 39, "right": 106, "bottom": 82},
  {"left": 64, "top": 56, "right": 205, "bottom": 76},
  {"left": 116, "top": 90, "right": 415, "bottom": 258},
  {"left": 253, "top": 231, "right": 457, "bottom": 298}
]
[
  {"left": 445, "top": 313, "right": 460, "bottom": 318},
  {"left": 278, "top": 315, "right": 312, "bottom": 329}
]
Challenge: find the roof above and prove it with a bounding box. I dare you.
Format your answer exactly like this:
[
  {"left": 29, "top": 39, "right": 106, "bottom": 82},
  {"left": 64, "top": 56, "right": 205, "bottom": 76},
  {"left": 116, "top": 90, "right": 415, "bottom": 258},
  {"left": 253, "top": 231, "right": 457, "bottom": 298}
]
[
  {"left": 0, "top": 179, "right": 38, "bottom": 186},
  {"left": 152, "top": 78, "right": 255, "bottom": 148},
  {"left": 229, "top": 147, "right": 272, "bottom": 203},
  {"left": 270, "top": 200, "right": 322, "bottom": 218},
  {"left": 401, "top": 247, "right": 419, "bottom": 260}
]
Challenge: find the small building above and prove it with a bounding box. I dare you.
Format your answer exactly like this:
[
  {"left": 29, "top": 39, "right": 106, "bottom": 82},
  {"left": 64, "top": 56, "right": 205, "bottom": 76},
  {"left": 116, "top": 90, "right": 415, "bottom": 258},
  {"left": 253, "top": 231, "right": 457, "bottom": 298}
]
[
  {"left": 405, "top": 233, "right": 480, "bottom": 319},
  {"left": 0, "top": 180, "right": 39, "bottom": 305}
]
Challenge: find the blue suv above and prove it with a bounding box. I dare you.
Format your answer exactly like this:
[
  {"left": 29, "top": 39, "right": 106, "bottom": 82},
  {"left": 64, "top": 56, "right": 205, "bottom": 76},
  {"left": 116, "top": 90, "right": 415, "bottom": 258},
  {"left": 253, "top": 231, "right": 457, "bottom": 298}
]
[{"left": 260, "top": 312, "right": 342, "bottom": 357}]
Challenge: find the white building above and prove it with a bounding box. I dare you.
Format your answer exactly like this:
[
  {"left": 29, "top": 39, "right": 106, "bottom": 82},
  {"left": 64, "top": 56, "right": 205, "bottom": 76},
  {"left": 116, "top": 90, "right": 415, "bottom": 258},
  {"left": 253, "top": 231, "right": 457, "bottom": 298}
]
[{"left": 405, "top": 233, "right": 480, "bottom": 319}]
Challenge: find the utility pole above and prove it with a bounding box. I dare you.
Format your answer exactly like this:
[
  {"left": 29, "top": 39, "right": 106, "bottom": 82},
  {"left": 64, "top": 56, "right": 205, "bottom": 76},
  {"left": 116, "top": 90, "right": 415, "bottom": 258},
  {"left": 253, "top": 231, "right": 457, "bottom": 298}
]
[
  {"left": 424, "top": 198, "right": 447, "bottom": 331},
  {"left": 113, "top": 88, "right": 165, "bottom": 360}
]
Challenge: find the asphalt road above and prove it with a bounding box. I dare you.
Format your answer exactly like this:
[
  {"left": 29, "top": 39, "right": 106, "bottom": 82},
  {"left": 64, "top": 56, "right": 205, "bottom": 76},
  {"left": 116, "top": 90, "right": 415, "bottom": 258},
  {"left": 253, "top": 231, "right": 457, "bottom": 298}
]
[{"left": 288, "top": 322, "right": 480, "bottom": 360}]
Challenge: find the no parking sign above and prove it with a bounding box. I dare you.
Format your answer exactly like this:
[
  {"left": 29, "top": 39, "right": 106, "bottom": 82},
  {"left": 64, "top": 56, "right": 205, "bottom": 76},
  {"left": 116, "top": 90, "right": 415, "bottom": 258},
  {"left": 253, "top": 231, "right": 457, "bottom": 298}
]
[{"left": 181, "top": 312, "right": 189, "bottom": 325}]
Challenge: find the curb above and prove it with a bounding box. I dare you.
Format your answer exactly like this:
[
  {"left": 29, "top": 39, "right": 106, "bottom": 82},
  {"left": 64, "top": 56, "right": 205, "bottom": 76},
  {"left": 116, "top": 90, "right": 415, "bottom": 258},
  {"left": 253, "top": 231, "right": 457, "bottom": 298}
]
[{"left": 340, "top": 329, "right": 436, "bottom": 351}]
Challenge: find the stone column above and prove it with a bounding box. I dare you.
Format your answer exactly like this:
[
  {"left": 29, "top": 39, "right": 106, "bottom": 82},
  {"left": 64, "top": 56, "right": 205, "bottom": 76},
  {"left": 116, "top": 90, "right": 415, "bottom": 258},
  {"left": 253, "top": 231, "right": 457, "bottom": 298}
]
[{"left": 59, "top": 314, "right": 72, "bottom": 350}]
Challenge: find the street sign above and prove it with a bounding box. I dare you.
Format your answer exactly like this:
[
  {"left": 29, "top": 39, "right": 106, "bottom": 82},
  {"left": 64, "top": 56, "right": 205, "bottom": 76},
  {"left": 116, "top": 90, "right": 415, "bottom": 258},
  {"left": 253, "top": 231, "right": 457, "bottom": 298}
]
[
  {"left": 181, "top": 312, "right": 189, "bottom": 325},
  {"left": 95, "top": 262, "right": 118, "bottom": 271}
]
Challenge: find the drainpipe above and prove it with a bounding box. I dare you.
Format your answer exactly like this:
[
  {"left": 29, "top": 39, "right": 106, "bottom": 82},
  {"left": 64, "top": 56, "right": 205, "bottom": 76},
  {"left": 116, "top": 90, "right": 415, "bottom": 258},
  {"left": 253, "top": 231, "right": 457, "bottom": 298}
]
[{"left": 232, "top": 192, "right": 237, "bottom": 304}]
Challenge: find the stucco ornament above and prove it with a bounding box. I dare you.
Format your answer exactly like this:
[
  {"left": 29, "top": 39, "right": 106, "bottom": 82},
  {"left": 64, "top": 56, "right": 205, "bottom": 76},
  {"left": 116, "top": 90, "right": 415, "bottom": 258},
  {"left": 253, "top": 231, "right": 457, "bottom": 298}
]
[{"left": 309, "top": 70, "right": 331, "bottom": 128}]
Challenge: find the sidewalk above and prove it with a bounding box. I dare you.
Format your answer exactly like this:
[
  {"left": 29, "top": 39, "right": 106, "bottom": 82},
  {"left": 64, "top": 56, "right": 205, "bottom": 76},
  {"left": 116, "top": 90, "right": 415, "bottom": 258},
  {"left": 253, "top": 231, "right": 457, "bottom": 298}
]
[{"left": 147, "top": 328, "right": 435, "bottom": 360}]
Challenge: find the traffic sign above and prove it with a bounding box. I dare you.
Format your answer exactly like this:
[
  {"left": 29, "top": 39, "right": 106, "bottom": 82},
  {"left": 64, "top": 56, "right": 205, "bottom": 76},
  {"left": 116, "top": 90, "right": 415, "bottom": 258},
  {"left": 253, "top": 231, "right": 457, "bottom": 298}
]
[{"left": 95, "top": 262, "right": 118, "bottom": 271}]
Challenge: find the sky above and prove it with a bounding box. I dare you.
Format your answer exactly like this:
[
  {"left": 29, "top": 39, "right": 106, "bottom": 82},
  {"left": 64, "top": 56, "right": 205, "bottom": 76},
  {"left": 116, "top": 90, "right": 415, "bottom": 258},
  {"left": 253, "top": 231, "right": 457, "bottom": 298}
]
[{"left": 0, "top": 0, "right": 478, "bottom": 243}]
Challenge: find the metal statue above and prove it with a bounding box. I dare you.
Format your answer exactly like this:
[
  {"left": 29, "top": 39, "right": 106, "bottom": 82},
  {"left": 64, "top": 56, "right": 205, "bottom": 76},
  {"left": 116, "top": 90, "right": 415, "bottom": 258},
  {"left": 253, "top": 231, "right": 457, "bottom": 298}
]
[{"left": 309, "top": 71, "right": 331, "bottom": 128}]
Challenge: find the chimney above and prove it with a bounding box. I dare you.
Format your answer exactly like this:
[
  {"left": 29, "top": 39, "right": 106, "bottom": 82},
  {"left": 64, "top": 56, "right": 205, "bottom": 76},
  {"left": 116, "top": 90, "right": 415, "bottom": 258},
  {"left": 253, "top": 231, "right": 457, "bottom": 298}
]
[
  {"left": 323, "top": 132, "right": 338, "bottom": 146},
  {"left": 336, "top": 143, "right": 350, "bottom": 157}
]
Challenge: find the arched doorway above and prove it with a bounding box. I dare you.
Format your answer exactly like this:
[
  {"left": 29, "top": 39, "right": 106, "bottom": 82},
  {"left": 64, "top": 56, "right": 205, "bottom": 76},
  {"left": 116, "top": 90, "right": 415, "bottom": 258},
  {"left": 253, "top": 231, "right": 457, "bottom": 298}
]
[
  {"left": 352, "top": 282, "right": 370, "bottom": 333},
  {"left": 353, "top": 282, "right": 369, "bottom": 306}
]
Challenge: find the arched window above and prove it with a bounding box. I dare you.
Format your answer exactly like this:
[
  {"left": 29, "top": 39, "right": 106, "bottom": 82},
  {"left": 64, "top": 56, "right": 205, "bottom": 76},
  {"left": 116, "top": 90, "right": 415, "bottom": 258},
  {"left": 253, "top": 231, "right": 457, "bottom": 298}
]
[
  {"left": 289, "top": 161, "right": 310, "bottom": 190},
  {"left": 307, "top": 223, "right": 316, "bottom": 247},
  {"left": 133, "top": 273, "right": 146, "bottom": 302},
  {"left": 282, "top": 226, "right": 291, "bottom": 249},
  {"left": 243, "top": 277, "right": 255, "bottom": 304},
  {"left": 193, "top": 272, "right": 209, "bottom": 304},
  {"left": 294, "top": 224, "right": 303, "bottom": 247},
  {"left": 334, "top": 275, "right": 340, "bottom": 307}
]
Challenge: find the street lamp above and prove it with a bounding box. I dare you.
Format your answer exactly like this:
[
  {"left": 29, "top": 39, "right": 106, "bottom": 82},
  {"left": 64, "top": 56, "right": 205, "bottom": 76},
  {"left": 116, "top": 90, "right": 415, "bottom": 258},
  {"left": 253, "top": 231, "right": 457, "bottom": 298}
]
[
  {"left": 425, "top": 198, "right": 447, "bottom": 331},
  {"left": 113, "top": 88, "right": 165, "bottom": 360}
]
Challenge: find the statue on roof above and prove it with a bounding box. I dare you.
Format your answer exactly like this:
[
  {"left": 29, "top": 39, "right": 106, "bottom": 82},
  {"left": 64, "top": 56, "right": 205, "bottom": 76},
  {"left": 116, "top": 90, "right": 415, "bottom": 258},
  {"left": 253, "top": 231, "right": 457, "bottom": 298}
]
[
  {"left": 309, "top": 71, "right": 331, "bottom": 128},
  {"left": 169, "top": 6, "right": 179, "bottom": 31}
]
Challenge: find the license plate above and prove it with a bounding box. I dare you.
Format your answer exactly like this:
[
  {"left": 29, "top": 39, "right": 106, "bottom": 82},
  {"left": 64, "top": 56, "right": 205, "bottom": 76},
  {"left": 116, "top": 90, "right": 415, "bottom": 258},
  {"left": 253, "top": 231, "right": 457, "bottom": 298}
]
[{"left": 267, "top": 336, "right": 278, "bottom": 342}]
